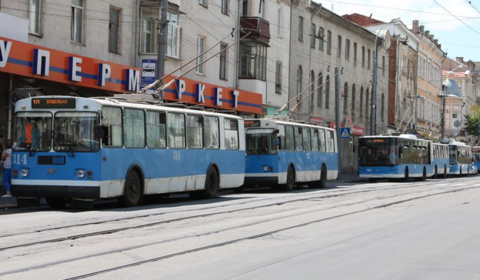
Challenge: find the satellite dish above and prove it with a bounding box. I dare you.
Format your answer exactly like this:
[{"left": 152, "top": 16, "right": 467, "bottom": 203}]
[{"left": 454, "top": 120, "right": 461, "bottom": 127}]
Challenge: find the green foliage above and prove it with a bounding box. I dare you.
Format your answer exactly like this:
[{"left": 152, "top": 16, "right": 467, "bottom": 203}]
[{"left": 464, "top": 111, "right": 480, "bottom": 138}]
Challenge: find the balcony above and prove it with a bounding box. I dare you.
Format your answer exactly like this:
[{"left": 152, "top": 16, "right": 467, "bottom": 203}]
[{"left": 240, "top": 17, "right": 271, "bottom": 45}]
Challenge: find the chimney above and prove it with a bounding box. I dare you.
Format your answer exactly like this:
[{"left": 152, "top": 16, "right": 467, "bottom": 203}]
[
  {"left": 434, "top": 39, "right": 438, "bottom": 45},
  {"left": 456, "top": 57, "right": 464, "bottom": 63},
  {"left": 419, "top": 25, "right": 424, "bottom": 33},
  {"left": 425, "top": 30, "right": 430, "bottom": 37},
  {"left": 430, "top": 34, "right": 434, "bottom": 41},
  {"left": 412, "top": 20, "right": 419, "bottom": 34}
]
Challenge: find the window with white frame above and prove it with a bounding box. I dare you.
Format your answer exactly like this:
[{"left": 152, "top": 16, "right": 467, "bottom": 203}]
[
  {"left": 296, "top": 66, "right": 302, "bottom": 101},
  {"left": 337, "top": 35, "right": 342, "bottom": 58},
  {"left": 219, "top": 43, "right": 227, "bottom": 80},
  {"left": 310, "top": 23, "right": 316, "bottom": 48},
  {"left": 275, "top": 61, "right": 282, "bottom": 94},
  {"left": 326, "top": 30, "right": 331, "bottom": 55},
  {"left": 141, "top": 8, "right": 157, "bottom": 53},
  {"left": 353, "top": 42, "right": 357, "bottom": 65},
  {"left": 109, "top": 7, "right": 120, "bottom": 53},
  {"left": 28, "top": 0, "right": 41, "bottom": 35},
  {"left": 239, "top": 42, "right": 267, "bottom": 80},
  {"left": 167, "top": 11, "right": 180, "bottom": 58},
  {"left": 345, "top": 39, "right": 350, "bottom": 60},
  {"left": 298, "top": 16, "right": 303, "bottom": 41},
  {"left": 277, "top": 7, "right": 282, "bottom": 36},
  {"left": 196, "top": 37, "right": 205, "bottom": 75},
  {"left": 318, "top": 27, "right": 324, "bottom": 51},
  {"left": 71, "top": 0, "right": 84, "bottom": 44},
  {"left": 221, "top": 0, "right": 229, "bottom": 15}
]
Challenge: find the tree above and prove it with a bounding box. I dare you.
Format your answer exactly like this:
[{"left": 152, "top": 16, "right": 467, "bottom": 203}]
[{"left": 464, "top": 111, "right": 480, "bottom": 143}]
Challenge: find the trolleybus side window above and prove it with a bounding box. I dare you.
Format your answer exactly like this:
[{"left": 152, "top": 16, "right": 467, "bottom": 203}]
[
  {"left": 303, "top": 127, "right": 311, "bottom": 151},
  {"left": 102, "top": 106, "right": 122, "bottom": 147},
  {"left": 204, "top": 116, "right": 219, "bottom": 149},
  {"left": 146, "top": 111, "right": 166, "bottom": 148},
  {"left": 285, "top": 125, "right": 295, "bottom": 151},
  {"left": 187, "top": 114, "right": 203, "bottom": 149},
  {"left": 124, "top": 108, "right": 145, "bottom": 148},
  {"left": 326, "top": 130, "right": 334, "bottom": 153},
  {"left": 167, "top": 113, "right": 186, "bottom": 149},
  {"left": 311, "top": 129, "right": 319, "bottom": 151},
  {"left": 294, "top": 126, "right": 303, "bottom": 151},
  {"left": 224, "top": 119, "right": 239, "bottom": 150},
  {"left": 318, "top": 129, "right": 326, "bottom": 152}
]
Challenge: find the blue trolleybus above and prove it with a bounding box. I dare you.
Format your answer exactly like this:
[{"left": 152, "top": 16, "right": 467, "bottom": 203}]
[
  {"left": 358, "top": 134, "right": 434, "bottom": 181},
  {"left": 243, "top": 117, "right": 338, "bottom": 191},
  {"left": 431, "top": 142, "right": 450, "bottom": 178},
  {"left": 447, "top": 140, "right": 475, "bottom": 176},
  {"left": 11, "top": 96, "right": 245, "bottom": 208}
]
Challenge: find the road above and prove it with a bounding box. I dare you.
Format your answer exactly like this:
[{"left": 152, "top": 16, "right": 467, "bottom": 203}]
[{"left": 1, "top": 176, "right": 480, "bottom": 280}]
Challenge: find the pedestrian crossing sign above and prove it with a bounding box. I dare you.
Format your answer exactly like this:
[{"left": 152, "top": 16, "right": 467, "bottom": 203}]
[{"left": 340, "top": 127, "right": 351, "bottom": 139}]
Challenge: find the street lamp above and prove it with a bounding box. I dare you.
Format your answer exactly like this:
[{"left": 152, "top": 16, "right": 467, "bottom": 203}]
[
  {"left": 440, "top": 64, "right": 465, "bottom": 140},
  {"left": 370, "top": 20, "right": 394, "bottom": 135}
]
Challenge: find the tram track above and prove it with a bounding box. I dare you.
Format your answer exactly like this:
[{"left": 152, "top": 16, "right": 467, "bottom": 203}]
[
  {"left": 0, "top": 180, "right": 478, "bottom": 279},
  {"left": 0, "top": 177, "right": 469, "bottom": 252}
]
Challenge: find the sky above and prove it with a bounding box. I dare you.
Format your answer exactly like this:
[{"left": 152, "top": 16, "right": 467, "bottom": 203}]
[{"left": 314, "top": 0, "right": 480, "bottom": 62}]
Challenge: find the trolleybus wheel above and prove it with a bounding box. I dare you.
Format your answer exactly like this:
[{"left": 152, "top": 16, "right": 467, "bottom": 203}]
[
  {"left": 319, "top": 164, "right": 327, "bottom": 188},
  {"left": 201, "top": 167, "right": 219, "bottom": 198},
  {"left": 443, "top": 165, "right": 447, "bottom": 178},
  {"left": 433, "top": 166, "right": 438, "bottom": 179},
  {"left": 418, "top": 167, "right": 426, "bottom": 181},
  {"left": 281, "top": 166, "right": 295, "bottom": 191},
  {"left": 119, "top": 171, "right": 142, "bottom": 207},
  {"left": 403, "top": 167, "right": 409, "bottom": 182},
  {"left": 46, "top": 197, "right": 68, "bottom": 209}
]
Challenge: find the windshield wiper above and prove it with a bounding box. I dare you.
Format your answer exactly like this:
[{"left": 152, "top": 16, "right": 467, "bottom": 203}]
[{"left": 28, "top": 130, "right": 52, "bottom": 157}]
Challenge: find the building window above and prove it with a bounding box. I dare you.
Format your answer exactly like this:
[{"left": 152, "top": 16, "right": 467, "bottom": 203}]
[
  {"left": 361, "top": 46, "right": 365, "bottom": 68},
  {"left": 351, "top": 84, "right": 356, "bottom": 115},
  {"left": 219, "top": 43, "right": 228, "bottom": 80},
  {"left": 337, "top": 35, "right": 342, "bottom": 58},
  {"left": 367, "top": 49, "right": 371, "bottom": 70},
  {"left": 109, "top": 7, "right": 120, "bottom": 53},
  {"left": 381, "top": 93, "right": 385, "bottom": 121},
  {"left": 28, "top": 0, "right": 41, "bottom": 35},
  {"left": 242, "top": 0, "right": 248, "bottom": 16},
  {"left": 318, "top": 27, "right": 324, "bottom": 51},
  {"left": 296, "top": 66, "right": 302, "bottom": 101},
  {"left": 239, "top": 42, "right": 267, "bottom": 81},
  {"left": 382, "top": 55, "right": 386, "bottom": 76},
  {"left": 360, "top": 87, "right": 364, "bottom": 117},
  {"left": 277, "top": 8, "right": 282, "bottom": 36},
  {"left": 141, "top": 8, "right": 157, "bottom": 53},
  {"left": 343, "top": 82, "right": 348, "bottom": 114},
  {"left": 71, "top": 0, "right": 84, "bottom": 44},
  {"left": 327, "top": 30, "right": 332, "bottom": 55},
  {"left": 365, "top": 88, "right": 370, "bottom": 118},
  {"left": 167, "top": 11, "right": 180, "bottom": 58},
  {"left": 345, "top": 39, "right": 350, "bottom": 60},
  {"left": 310, "top": 23, "right": 316, "bottom": 48},
  {"left": 325, "top": 75, "right": 330, "bottom": 108},
  {"left": 275, "top": 61, "right": 282, "bottom": 94},
  {"left": 310, "top": 70, "right": 315, "bottom": 112},
  {"left": 196, "top": 37, "right": 205, "bottom": 75},
  {"left": 353, "top": 42, "right": 357, "bottom": 65},
  {"left": 298, "top": 16, "right": 303, "bottom": 41},
  {"left": 221, "top": 0, "right": 229, "bottom": 15},
  {"left": 317, "top": 73, "right": 323, "bottom": 107}
]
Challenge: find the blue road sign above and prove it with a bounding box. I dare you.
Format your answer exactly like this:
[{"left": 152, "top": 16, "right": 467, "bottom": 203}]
[{"left": 340, "top": 127, "right": 351, "bottom": 139}]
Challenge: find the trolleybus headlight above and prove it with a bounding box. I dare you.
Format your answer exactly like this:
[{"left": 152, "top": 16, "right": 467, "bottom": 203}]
[
  {"left": 77, "top": 169, "right": 86, "bottom": 178},
  {"left": 21, "top": 169, "right": 29, "bottom": 177},
  {"left": 263, "top": 165, "right": 269, "bottom": 172}
]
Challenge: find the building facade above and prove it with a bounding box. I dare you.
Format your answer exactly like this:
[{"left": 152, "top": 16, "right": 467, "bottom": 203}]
[
  {"left": 289, "top": 2, "right": 390, "bottom": 176},
  {"left": 0, "top": 0, "right": 139, "bottom": 143}
]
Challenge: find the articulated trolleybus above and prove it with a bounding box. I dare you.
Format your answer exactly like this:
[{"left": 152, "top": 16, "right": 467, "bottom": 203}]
[
  {"left": 447, "top": 139, "right": 475, "bottom": 176},
  {"left": 358, "top": 134, "right": 435, "bottom": 181},
  {"left": 11, "top": 96, "right": 245, "bottom": 208},
  {"left": 243, "top": 117, "right": 338, "bottom": 190}
]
